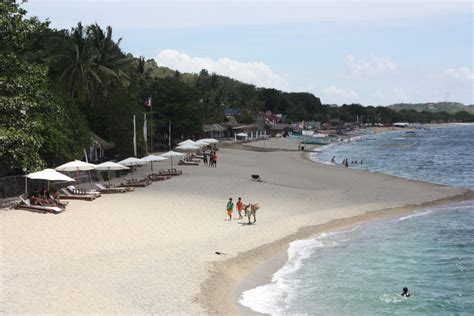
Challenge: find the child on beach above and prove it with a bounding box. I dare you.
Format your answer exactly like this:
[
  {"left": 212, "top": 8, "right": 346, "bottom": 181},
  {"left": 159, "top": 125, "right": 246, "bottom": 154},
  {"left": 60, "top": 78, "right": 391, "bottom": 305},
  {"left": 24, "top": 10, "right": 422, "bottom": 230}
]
[
  {"left": 236, "top": 197, "right": 244, "bottom": 219},
  {"left": 226, "top": 198, "right": 234, "bottom": 220}
]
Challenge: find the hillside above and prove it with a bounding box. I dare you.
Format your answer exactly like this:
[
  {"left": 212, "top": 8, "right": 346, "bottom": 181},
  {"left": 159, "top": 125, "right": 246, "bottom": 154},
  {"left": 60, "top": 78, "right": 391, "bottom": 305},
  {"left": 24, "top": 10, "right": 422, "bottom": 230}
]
[{"left": 388, "top": 102, "right": 474, "bottom": 114}]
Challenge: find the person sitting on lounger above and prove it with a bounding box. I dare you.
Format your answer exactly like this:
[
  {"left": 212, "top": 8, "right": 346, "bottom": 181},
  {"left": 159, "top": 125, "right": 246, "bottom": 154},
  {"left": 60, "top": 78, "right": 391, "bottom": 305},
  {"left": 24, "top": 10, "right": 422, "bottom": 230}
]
[{"left": 30, "top": 192, "right": 47, "bottom": 206}]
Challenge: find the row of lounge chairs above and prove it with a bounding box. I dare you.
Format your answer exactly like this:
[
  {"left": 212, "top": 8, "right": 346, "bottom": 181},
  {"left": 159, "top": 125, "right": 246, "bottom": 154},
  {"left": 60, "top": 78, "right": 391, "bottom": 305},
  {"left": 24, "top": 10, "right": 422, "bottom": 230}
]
[{"left": 15, "top": 169, "right": 183, "bottom": 214}]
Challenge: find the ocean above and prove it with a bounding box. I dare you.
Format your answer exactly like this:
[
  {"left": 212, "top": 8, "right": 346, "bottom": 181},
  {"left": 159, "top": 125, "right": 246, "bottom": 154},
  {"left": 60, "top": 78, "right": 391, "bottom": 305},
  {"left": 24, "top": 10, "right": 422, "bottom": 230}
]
[{"left": 240, "top": 124, "right": 474, "bottom": 315}]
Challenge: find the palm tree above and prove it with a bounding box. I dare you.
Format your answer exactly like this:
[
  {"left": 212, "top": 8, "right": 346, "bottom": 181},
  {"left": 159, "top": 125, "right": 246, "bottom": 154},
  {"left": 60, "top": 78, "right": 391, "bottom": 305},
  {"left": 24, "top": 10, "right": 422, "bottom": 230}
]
[
  {"left": 55, "top": 23, "right": 131, "bottom": 106},
  {"left": 86, "top": 23, "right": 132, "bottom": 107},
  {"left": 57, "top": 23, "right": 100, "bottom": 100}
]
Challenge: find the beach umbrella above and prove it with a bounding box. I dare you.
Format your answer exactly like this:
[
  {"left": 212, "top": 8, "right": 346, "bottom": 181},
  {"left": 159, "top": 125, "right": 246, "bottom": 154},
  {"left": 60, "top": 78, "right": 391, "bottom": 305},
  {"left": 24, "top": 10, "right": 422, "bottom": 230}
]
[
  {"left": 56, "top": 160, "right": 96, "bottom": 186},
  {"left": 140, "top": 155, "right": 168, "bottom": 172},
  {"left": 25, "top": 168, "right": 75, "bottom": 191},
  {"left": 160, "top": 150, "right": 185, "bottom": 169},
  {"left": 202, "top": 138, "right": 219, "bottom": 144},
  {"left": 176, "top": 144, "right": 200, "bottom": 159},
  {"left": 118, "top": 157, "right": 146, "bottom": 179},
  {"left": 178, "top": 139, "right": 199, "bottom": 146},
  {"left": 195, "top": 139, "right": 210, "bottom": 147},
  {"left": 95, "top": 161, "right": 129, "bottom": 187}
]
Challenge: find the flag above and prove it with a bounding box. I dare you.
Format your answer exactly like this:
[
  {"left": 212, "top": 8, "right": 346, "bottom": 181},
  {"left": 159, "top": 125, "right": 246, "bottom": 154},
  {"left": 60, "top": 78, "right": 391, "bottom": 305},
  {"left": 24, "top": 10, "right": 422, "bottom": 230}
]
[{"left": 144, "top": 96, "right": 152, "bottom": 108}]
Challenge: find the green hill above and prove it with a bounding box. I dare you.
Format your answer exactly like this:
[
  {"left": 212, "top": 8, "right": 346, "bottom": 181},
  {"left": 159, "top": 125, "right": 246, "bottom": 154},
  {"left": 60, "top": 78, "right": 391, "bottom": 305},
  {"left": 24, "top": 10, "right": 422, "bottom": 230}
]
[{"left": 388, "top": 102, "right": 474, "bottom": 114}]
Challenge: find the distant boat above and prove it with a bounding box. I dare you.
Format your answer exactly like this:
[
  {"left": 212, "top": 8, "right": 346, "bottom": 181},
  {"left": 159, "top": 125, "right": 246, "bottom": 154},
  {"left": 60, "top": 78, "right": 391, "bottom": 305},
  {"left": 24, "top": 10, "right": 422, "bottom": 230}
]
[{"left": 405, "top": 131, "right": 416, "bottom": 134}]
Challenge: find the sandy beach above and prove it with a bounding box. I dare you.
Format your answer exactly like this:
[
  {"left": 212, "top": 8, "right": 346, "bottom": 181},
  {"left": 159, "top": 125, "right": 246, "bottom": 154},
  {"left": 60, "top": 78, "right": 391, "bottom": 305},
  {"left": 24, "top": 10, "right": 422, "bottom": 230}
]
[{"left": 1, "top": 137, "right": 471, "bottom": 314}]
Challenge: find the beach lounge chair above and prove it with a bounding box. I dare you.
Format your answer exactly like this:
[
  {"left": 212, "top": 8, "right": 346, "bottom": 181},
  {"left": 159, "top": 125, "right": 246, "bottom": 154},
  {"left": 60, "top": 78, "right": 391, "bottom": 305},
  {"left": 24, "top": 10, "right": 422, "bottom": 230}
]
[
  {"left": 146, "top": 174, "right": 172, "bottom": 182},
  {"left": 158, "top": 169, "right": 183, "bottom": 176},
  {"left": 59, "top": 188, "right": 96, "bottom": 201},
  {"left": 67, "top": 185, "right": 101, "bottom": 197},
  {"left": 94, "top": 183, "right": 132, "bottom": 193},
  {"left": 117, "top": 178, "right": 152, "bottom": 187},
  {"left": 178, "top": 159, "right": 199, "bottom": 166},
  {"left": 15, "top": 195, "right": 63, "bottom": 214}
]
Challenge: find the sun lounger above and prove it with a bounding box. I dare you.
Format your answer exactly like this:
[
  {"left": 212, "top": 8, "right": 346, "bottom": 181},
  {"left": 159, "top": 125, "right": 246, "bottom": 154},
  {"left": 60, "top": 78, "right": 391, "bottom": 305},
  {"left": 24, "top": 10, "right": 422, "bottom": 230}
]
[
  {"left": 67, "top": 185, "right": 101, "bottom": 197},
  {"left": 158, "top": 169, "right": 183, "bottom": 176},
  {"left": 59, "top": 188, "right": 96, "bottom": 201},
  {"left": 94, "top": 183, "right": 132, "bottom": 193},
  {"left": 117, "top": 178, "right": 152, "bottom": 187},
  {"left": 15, "top": 195, "right": 64, "bottom": 214},
  {"left": 146, "top": 174, "right": 172, "bottom": 181},
  {"left": 178, "top": 159, "right": 199, "bottom": 166}
]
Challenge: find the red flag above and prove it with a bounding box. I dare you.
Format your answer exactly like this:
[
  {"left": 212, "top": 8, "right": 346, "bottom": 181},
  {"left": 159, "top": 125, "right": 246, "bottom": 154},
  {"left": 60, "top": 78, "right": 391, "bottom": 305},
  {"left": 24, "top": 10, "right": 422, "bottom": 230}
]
[{"left": 144, "top": 97, "right": 152, "bottom": 108}]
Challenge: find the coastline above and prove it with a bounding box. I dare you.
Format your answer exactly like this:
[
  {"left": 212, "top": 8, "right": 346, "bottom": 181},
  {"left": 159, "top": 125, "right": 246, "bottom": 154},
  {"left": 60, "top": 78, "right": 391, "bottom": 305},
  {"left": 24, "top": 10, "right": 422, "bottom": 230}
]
[
  {"left": 1, "top": 135, "right": 471, "bottom": 314},
  {"left": 200, "top": 191, "right": 474, "bottom": 315}
]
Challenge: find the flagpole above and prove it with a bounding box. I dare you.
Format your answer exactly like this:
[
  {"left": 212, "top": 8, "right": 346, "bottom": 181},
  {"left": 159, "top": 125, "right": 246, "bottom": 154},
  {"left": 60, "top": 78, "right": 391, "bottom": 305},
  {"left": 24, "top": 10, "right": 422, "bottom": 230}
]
[
  {"left": 168, "top": 121, "right": 171, "bottom": 149},
  {"left": 133, "top": 115, "right": 137, "bottom": 157},
  {"left": 150, "top": 97, "right": 153, "bottom": 154}
]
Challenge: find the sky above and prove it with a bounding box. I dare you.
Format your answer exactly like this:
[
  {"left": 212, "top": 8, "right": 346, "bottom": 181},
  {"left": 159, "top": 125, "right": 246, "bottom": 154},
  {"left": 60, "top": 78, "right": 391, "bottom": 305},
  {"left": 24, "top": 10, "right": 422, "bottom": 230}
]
[{"left": 23, "top": 0, "right": 474, "bottom": 106}]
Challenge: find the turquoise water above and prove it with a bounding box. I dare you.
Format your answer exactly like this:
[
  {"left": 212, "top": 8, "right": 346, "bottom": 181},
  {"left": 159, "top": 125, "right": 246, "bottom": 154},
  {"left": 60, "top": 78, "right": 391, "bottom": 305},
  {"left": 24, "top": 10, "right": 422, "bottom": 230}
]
[{"left": 240, "top": 124, "right": 474, "bottom": 315}]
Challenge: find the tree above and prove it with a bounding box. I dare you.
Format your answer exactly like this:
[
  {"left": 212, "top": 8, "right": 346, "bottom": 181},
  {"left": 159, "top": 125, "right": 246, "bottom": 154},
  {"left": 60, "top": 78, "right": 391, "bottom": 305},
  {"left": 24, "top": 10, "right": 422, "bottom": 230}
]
[{"left": 0, "top": 1, "right": 90, "bottom": 176}]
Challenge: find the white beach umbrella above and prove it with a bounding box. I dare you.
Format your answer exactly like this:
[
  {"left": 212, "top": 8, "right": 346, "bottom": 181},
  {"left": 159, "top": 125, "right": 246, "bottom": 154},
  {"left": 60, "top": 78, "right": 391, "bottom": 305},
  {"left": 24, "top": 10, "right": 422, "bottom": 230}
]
[
  {"left": 118, "top": 157, "right": 146, "bottom": 166},
  {"left": 160, "top": 150, "right": 185, "bottom": 169},
  {"left": 56, "top": 160, "right": 96, "bottom": 186},
  {"left": 140, "top": 155, "right": 168, "bottom": 172},
  {"left": 201, "top": 138, "right": 219, "bottom": 144},
  {"left": 195, "top": 139, "right": 210, "bottom": 147},
  {"left": 118, "top": 157, "right": 146, "bottom": 179},
  {"left": 25, "top": 168, "right": 75, "bottom": 191},
  {"left": 95, "top": 161, "right": 130, "bottom": 186},
  {"left": 236, "top": 132, "right": 248, "bottom": 137},
  {"left": 178, "top": 139, "right": 198, "bottom": 146}
]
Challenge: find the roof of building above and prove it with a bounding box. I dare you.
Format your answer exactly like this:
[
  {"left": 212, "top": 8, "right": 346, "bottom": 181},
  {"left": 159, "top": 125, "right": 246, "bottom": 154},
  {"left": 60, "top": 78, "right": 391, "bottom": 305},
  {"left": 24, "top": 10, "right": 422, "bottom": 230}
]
[
  {"left": 269, "top": 123, "right": 294, "bottom": 130},
  {"left": 203, "top": 124, "right": 226, "bottom": 132},
  {"left": 91, "top": 132, "right": 114, "bottom": 150}
]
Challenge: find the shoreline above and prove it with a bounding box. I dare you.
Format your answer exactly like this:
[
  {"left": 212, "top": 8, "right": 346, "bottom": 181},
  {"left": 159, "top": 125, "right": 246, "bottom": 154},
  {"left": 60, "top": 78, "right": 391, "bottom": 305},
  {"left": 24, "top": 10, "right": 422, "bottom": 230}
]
[
  {"left": 200, "top": 190, "right": 474, "bottom": 315},
  {"left": 201, "top": 128, "right": 474, "bottom": 315}
]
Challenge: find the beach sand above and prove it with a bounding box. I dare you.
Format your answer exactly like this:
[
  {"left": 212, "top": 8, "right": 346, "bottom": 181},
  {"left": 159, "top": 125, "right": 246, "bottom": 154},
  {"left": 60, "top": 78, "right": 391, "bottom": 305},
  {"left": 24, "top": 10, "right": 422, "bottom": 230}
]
[{"left": 1, "top": 138, "right": 471, "bottom": 314}]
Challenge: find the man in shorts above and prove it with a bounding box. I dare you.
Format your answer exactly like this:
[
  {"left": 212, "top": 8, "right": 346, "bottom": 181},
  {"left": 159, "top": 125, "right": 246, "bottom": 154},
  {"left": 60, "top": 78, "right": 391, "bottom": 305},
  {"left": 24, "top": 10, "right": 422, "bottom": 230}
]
[{"left": 226, "top": 198, "right": 234, "bottom": 220}]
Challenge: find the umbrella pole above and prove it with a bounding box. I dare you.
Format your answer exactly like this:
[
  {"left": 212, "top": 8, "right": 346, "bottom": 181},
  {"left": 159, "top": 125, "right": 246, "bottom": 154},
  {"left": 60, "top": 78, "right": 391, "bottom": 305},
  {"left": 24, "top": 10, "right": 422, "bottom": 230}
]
[
  {"left": 108, "top": 168, "right": 111, "bottom": 187},
  {"left": 48, "top": 180, "right": 50, "bottom": 191},
  {"left": 25, "top": 177, "right": 27, "bottom": 195},
  {"left": 151, "top": 161, "right": 153, "bottom": 173}
]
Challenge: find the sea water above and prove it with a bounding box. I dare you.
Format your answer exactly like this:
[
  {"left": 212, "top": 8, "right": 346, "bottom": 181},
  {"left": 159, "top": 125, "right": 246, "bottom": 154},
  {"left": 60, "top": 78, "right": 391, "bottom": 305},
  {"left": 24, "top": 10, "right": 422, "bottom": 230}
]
[{"left": 240, "top": 124, "right": 474, "bottom": 315}]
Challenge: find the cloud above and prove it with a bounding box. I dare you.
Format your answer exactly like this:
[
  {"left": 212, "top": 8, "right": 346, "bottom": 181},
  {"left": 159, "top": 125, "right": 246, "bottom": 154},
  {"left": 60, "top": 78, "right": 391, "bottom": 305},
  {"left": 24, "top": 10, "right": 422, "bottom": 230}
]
[
  {"left": 345, "top": 54, "right": 398, "bottom": 77},
  {"left": 324, "top": 85, "right": 358, "bottom": 98},
  {"left": 154, "top": 49, "right": 289, "bottom": 90},
  {"left": 444, "top": 67, "right": 474, "bottom": 81}
]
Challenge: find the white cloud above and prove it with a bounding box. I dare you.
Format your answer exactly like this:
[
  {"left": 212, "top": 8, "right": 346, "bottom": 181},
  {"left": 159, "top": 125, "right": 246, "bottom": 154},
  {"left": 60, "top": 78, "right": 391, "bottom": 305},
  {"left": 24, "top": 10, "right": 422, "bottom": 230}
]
[
  {"left": 155, "top": 49, "right": 289, "bottom": 90},
  {"left": 345, "top": 54, "right": 398, "bottom": 77},
  {"left": 324, "top": 85, "right": 359, "bottom": 98},
  {"left": 444, "top": 67, "right": 474, "bottom": 81}
]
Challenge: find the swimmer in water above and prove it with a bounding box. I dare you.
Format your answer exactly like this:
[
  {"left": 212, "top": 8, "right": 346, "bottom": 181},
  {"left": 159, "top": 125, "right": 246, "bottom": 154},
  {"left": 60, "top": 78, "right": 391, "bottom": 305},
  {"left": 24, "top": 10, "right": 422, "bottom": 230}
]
[{"left": 401, "top": 287, "right": 411, "bottom": 297}]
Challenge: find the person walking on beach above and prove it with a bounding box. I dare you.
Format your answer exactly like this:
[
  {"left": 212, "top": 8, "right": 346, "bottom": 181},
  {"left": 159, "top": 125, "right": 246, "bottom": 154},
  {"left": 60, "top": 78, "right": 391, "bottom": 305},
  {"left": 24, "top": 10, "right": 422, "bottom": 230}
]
[
  {"left": 212, "top": 152, "right": 218, "bottom": 167},
  {"left": 345, "top": 158, "right": 349, "bottom": 167},
  {"left": 203, "top": 151, "right": 208, "bottom": 166},
  {"left": 226, "top": 198, "right": 234, "bottom": 220},
  {"left": 331, "top": 156, "right": 336, "bottom": 163},
  {"left": 236, "top": 197, "right": 244, "bottom": 219}
]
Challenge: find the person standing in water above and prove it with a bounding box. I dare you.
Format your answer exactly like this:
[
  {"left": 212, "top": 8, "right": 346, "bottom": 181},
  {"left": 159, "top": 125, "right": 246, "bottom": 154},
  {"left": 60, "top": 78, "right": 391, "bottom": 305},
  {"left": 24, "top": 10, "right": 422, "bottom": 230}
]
[
  {"left": 401, "top": 287, "right": 411, "bottom": 297},
  {"left": 226, "top": 198, "right": 234, "bottom": 220}
]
